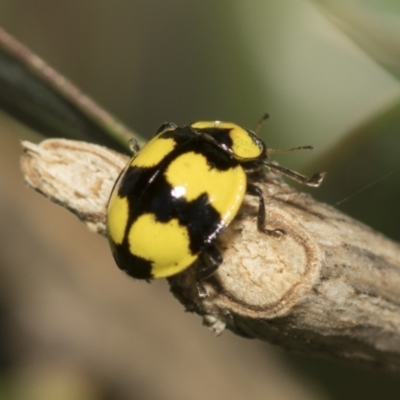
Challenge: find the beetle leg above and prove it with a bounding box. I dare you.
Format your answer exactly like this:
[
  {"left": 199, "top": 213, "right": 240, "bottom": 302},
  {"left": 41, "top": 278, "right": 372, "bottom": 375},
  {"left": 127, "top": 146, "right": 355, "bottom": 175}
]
[
  {"left": 264, "top": 161, "right": 325, "bottom": 187},
  {"left": 267, "top": 145, "right": 315, "bottom": 154},
  {"left": 195, "top": 244, "right": 223, "bottom": 297},
  {"left": 128, "top": 138, "right": 140, "bottom": 154},
  {"left": 246, "top": 183, "right": 285, "bottom": 238}
]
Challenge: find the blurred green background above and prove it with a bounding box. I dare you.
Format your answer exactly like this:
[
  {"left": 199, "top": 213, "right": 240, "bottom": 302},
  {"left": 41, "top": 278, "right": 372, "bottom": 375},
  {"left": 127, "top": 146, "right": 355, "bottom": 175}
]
[{"left": 0, "top": 1, "right": 399, "bottom": 399}]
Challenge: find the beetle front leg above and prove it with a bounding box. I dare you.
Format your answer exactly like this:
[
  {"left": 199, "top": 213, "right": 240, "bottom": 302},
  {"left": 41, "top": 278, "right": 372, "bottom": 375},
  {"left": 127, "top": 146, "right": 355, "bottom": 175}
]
[
  {"left": 194, "top": 244, "right": 223, "bottom": 297},
  {"left": 246, "top": 183, "right": 285, "bottom": 238}
]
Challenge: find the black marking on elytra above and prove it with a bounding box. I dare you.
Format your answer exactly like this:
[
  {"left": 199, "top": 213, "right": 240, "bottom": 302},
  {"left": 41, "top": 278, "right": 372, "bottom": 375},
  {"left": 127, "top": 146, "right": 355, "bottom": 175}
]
[
  {"left": 193, "top": 127, "right": 234, "bottom": 150},
  {"left": 194, "top": 138, "right": 237, "bottom": 171},
  {"left": 117, "top": 165, "right": 156, "bottom": 198},
  {"left": 112, "top": 243, "right": 153, "bottom": 279},
  {"left": 124, "top": 171, "right": 222, "bottom": 255},
  {"left": 158, "top": 126, "right": 195, "bottom": 143},
  {"left": 175, "top": 193, "right": 223, "bottom": 254},
  {"left": 112, "top": 125, "right": 246, "bottom": 277},
  {"left": 160, "top": 126, "right": 240, "bottom": 171}
]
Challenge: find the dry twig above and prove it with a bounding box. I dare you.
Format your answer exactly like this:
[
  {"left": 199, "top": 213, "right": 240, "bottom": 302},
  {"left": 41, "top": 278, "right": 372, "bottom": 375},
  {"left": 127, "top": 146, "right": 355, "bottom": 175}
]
[{"left": 20, "top": 138, "right": 400, "bottom": 371}]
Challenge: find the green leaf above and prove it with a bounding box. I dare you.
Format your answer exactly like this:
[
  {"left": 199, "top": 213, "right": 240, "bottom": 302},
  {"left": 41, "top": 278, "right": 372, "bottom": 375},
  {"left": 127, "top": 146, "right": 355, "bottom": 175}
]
[
  {"left": 0, "top": 26, "right": 138, "bottom": 151},
  {"left": 314, "top": 0, "right": 400, "bottom": 80}
]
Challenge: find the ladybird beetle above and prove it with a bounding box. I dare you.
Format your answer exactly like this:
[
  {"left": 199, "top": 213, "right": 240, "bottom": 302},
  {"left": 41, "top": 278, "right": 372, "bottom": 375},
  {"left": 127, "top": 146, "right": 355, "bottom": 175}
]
[{"left": 107, "top": 116, "right": 324, "bottom": 296}]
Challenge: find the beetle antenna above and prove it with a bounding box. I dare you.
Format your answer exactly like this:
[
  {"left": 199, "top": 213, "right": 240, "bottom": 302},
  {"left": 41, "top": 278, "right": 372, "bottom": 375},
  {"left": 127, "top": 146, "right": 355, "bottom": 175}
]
[{"left": 254, "top": 112, "right": 270, "bottom": 135}]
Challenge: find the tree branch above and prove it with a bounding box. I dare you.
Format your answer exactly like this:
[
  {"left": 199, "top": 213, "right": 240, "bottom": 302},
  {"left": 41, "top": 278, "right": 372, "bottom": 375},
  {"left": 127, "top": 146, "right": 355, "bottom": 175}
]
[
  {"left": 0, "top": 26, "right": 136, "bottom": 150},
  {"left": 20, "top": 138, "right": 400, "bottom": 371}
]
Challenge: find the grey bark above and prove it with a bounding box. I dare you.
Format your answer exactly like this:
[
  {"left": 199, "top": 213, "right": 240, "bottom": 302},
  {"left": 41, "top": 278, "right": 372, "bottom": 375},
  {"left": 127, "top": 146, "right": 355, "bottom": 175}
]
[{"left": 20, "top": 138, "right": 400, "bottom": 371}]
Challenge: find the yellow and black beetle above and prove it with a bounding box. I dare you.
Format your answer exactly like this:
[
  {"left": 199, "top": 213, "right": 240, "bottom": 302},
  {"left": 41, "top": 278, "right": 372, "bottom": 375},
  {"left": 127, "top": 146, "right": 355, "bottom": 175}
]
[{"left": 107, "top": 117, "right": 324, "bottom": 296}]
